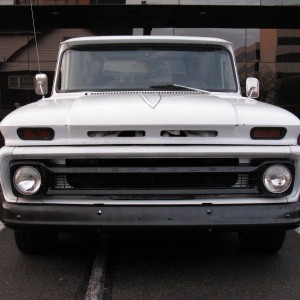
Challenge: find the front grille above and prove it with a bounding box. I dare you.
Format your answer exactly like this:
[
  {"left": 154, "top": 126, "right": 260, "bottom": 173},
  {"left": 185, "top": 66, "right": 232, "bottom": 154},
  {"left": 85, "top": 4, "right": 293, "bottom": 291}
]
[
  {"left": 45, "top": 158, "right": 259, "bottom": 196},
  {"left": 57, "top": 173, "right": 249, "bottom": 190}
]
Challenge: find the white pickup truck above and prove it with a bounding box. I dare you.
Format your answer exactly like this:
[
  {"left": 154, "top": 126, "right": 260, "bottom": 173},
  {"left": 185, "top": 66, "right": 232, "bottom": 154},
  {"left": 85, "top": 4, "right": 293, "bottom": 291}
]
[{"left": 1, "top": 36, "right": 300, "bottom": 254}]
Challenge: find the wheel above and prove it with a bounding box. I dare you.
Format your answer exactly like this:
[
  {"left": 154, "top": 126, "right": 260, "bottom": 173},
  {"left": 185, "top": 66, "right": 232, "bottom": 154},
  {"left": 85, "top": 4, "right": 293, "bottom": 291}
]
[
  {"left": 14, "top": 231, "right": 58, "bottom": 254},
  {"left": 238, "top": 230, "right": 286, "bottom": 253}
]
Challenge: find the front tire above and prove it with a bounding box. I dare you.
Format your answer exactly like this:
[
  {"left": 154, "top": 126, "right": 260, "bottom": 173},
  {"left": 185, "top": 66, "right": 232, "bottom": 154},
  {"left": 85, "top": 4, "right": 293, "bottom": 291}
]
[
  {"left": 238, "top": 230, "right": 286, "bottom": 253},
  {"left": 14, "top": 231, "right": 58, "bottom": 254}
]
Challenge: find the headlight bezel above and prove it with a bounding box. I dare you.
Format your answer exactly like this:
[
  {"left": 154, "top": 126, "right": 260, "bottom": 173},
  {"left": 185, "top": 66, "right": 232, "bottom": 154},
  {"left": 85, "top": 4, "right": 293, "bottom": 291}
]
[
  {"left": 260, "top": 162, "right": 294, "bottom": 196},
  {"left": 10, "top": 162, "right": 48, "bottom": 197}
]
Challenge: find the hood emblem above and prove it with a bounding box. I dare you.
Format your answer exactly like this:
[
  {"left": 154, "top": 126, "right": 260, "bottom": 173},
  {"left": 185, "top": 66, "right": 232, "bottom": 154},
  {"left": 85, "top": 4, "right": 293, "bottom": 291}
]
[{"left": 139, "top": 93, "right": 161, "bottom": 109}]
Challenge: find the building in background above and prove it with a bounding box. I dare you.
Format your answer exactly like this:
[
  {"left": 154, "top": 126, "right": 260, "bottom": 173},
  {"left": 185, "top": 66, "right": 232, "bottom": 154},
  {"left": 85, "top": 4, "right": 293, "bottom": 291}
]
[{"left": 1, "top": 1, "right": 300, "bottom": 118}]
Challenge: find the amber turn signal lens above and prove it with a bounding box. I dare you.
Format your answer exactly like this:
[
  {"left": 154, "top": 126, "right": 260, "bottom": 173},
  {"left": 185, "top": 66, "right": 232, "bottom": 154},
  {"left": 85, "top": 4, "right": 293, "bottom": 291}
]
[
  {"left": 250, "top": 127, "right": 286, "bottom": 140},
  {"left": 17, "top": 128, "right": 54, "bottom": 140}
]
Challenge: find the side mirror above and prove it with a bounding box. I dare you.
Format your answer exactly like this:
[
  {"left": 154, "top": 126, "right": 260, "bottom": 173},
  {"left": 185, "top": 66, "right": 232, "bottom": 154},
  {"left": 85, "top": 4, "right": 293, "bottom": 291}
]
[
  {"left": 246, "top": 77, "right": 259, "bottom": 99},
  {"left": 34, "top": 74, "right": 48, "bottom": 96}
]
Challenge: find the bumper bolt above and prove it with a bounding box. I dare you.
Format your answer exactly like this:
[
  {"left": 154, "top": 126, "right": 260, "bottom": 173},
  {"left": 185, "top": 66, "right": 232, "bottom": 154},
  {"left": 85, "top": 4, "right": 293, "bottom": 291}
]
[{"left": 97, "top": 210, "right": 102, "bottom": 216}]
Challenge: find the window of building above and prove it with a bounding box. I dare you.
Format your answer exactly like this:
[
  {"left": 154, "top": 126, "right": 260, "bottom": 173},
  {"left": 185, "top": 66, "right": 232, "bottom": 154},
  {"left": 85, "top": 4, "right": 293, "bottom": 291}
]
[{"left": 8, "top": 75, "right": 34, "bottom": 90}]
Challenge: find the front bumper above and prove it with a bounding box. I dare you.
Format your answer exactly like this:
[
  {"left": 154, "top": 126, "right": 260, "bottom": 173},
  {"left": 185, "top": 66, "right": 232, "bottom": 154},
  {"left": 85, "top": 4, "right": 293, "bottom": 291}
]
[{"left": 2, "top": 201, "right": 300, "bottom": 231}]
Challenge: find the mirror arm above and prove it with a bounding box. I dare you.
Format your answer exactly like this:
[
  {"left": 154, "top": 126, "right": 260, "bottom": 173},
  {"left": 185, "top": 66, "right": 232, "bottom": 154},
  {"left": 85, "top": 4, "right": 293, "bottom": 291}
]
[
  {"left": 248, "top": 86, "right": 255, "bottom": 98},
  {"left": 38, "top": 81, "right": 45, "bottom": 98}
]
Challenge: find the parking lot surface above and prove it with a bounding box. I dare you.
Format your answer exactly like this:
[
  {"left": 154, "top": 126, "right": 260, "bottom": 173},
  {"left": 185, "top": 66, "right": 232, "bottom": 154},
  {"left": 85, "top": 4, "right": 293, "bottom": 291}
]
[{"left": 1, "top": 224, "right": 300, "bottom": 300}]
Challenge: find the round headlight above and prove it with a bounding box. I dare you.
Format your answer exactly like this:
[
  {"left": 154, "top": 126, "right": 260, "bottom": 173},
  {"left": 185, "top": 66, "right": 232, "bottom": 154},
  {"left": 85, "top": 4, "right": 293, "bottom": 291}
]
[
  {"left": 13, "top": 166, "right": 42, "bottom": 195},
  {"left": 263, "top": 164, "right": 292, "bottom": 194}
]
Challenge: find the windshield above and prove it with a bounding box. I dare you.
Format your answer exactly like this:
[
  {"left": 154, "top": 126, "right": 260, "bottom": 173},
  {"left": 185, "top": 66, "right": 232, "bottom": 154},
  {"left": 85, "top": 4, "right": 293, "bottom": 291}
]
[{"left": 57, "top": 45, "right": 237, "bottom": 93}]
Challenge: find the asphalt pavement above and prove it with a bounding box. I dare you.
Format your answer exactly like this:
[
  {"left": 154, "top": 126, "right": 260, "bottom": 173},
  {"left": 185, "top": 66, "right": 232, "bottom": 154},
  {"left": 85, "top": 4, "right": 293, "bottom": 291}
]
[{"left": 1, "top": 224, "right": 300, "bottom": 300}]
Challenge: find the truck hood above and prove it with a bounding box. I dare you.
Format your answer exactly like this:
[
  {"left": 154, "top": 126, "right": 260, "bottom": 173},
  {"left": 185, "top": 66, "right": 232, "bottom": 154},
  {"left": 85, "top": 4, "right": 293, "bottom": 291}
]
[{"left": 1, "top": 91, "right": 300, "bottom": 146}]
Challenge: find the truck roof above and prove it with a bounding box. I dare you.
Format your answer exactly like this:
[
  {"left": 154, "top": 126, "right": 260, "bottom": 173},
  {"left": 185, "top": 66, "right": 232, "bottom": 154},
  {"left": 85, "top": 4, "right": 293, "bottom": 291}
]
[{"left": 62, "top": 36, "right": 232, "bottom": 48}]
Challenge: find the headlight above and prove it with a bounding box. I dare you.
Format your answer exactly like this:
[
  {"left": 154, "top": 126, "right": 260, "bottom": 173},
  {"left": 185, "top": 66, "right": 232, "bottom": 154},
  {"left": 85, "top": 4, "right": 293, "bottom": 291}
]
[
  {"left": 263, "top": 164, "right": 292, "bottom": 194},
  {"left": 13, "top": 166, "right": 42, "bottom": 196}
]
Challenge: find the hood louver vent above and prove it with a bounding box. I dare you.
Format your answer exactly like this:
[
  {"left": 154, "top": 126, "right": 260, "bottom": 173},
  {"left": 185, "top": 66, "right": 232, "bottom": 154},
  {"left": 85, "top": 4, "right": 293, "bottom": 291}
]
[
  {"left": 88, "top": 130, "right": 218, "bottom": 138},
  {"left": 88, "top": 131, "right": 145, "bottom": 137}
]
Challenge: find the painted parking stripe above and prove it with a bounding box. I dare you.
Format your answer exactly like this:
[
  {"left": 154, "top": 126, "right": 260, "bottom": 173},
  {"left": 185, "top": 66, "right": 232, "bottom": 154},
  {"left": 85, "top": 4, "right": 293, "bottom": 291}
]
[
  {"left": 0, "top": 222, "right": 5, "bottom": 232},
  {"left": 85, "top": 235, "right": 109, "bottom": 300}
]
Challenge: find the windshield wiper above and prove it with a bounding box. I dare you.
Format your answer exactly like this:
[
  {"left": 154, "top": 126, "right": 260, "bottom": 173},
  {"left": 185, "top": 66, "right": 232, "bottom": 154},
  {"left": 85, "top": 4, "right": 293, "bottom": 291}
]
[{"left": 150, "top": 83, "right": 210, "bottom": 94}]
